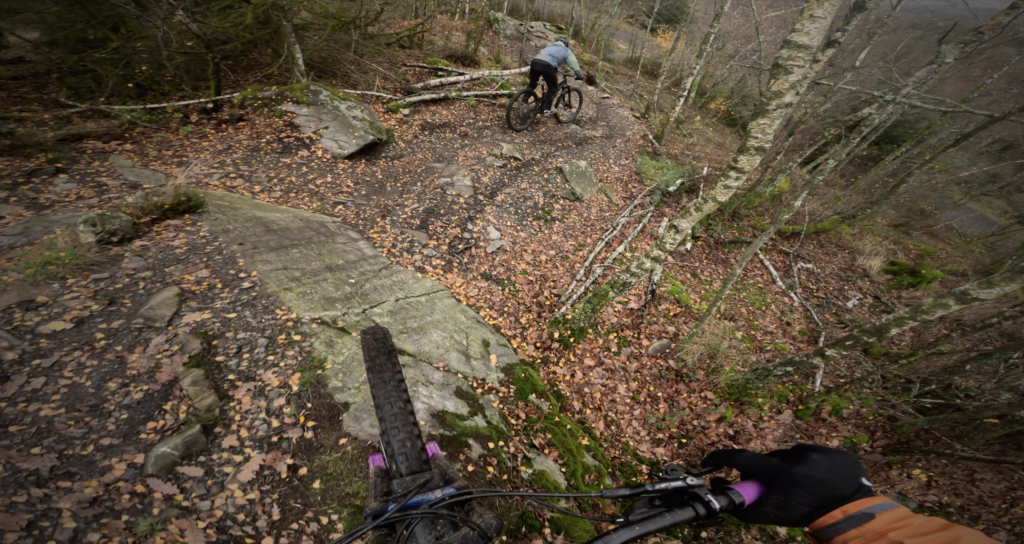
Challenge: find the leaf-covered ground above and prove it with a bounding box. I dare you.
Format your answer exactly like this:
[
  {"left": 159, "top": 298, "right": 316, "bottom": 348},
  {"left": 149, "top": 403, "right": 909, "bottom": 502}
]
[{"left": 1, "top": 73, "right": 1022, "bottom": 544}]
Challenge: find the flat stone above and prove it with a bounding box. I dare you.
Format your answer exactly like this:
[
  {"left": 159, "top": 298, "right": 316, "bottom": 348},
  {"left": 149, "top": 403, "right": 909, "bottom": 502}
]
[
  {"left": 143, "top": 425, "right": 207, "bottom": 476},
  {"left": 89, "top": 273, "right": 111, "bottom": 280},
  {"left": 600, "top": 185, "right": 621, "bottom": 205},
  {"left": 279, "top": 85, "right": 387, "bottom": 159},
  {"left": 466, "top": 438, "right": 487, "bottom": 460},
  {"left": 400, "top": 108, "right": 412, "bottom": 116},
  {"left": 399, "top": 229, "right": 430, "bottom": 245},
  {"left": 0, "top": 282, "right": 58, "bottom": 310},
  {"left": 0, "top": 205, "right": 25, "bottom": 219},
  {"left": 0, "top": 213, "right": 85, "bottom": 248},
  {"left": 137, "top": 285, "right": 182, "bottom": 327},
  {"left": 0, "top": 330, "right": 25, "bottom": 348},
  {"left": 500, "top": 143, "right": 524, "bottom": 161},
  {"left": 558, "top": 188, "right": 578, "bottom": 201},
  {"left": 528, "top": 450, "right": 567, "bottom": 491},
  {"left": 647, "top": 339, "right": 673, "bottom": 357},
  {"left": 251, "top": 174, "right": 269, "bottom": 184},
  {"left": 559, "top": 161, "right": 600, "bottom": 200},
  {"left": 486, "top": 226, "right": 501, "bottom": 240},
  {"left": 110, "top": 155, "right": 169, "bottom": 186},
  {"left": 175, "top": 367, "right": 219, "bottom": 417},
  {"left": 201, "top": 191, "right": 518, "bottom": 442},
  {"left": 483, "top": 156, "right": 506, "bottom": 168},
  {"left": 39, "top": 355, "right": 60, "bottom": 368},
  {"left": 196, "top": 500, "right": 213, "bottom": 512},
  {"left": 437, "top": 165, "right": 474, "bottom": 197},
  {"left": 75, "top": 212, "right": 135, "bottom": 245},
  {"left": 176, "top": 333, "right": 205, "bottom": 357},
  {"left": 53, "top": 183, "right": 78, "bottom": 193},
  {"left": 486, "top": 239, "right": 507, "bottom": 253},
  {"left": 124, "top": 254, "right": 149, "bottom": 269},
  {"left": 104, "top": 180, "right": 124, "bottom": 188}
]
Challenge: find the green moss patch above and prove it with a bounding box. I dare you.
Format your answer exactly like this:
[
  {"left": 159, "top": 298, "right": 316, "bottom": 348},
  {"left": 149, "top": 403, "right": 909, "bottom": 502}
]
[
  {"left": 882, "top": 259, "right": 943, "bottom": 290},
  {"left": 636, "top": 155, "right": 690, "bottom": 187},
  {"left": 549, "top": 513, "right": 598, "bottom": 543}
]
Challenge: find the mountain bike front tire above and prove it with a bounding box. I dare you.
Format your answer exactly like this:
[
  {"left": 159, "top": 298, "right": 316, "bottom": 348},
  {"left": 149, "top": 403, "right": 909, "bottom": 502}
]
[
  {"left": 506, "top": 89, "right": 540, "bottom": 131},
  {"left": 555, "top": 88, "right": 583, "bottom": 124},
  {"left": 360, "top": 326, "right": 432, "bottom": 479}
]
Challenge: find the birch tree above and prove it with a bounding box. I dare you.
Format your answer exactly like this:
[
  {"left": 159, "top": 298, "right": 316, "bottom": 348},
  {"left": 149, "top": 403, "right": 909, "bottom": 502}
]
[
  {"left": 735, "top": 246, "right": 1024, "bottom": 390},
  {"left": 631, "top": 0, "right": 663, "bottom": 91},
  {"left": 646, "top": 23, "right": 685, "bottom": 115},
  {"left": 659, "top": 0, "right": 734, "bottom": 142},
  {"left": 561, "top": 0, "right": 847, "bottom": 332}
]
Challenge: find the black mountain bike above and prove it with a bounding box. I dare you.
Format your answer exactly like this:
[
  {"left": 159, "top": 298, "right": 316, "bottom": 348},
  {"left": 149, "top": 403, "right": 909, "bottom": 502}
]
[
  {"left": 505, "top": 72, "right": 584, "bottom": 132},
  {"left": 336, "top": 326, "right": 765, "bottom": 544}
]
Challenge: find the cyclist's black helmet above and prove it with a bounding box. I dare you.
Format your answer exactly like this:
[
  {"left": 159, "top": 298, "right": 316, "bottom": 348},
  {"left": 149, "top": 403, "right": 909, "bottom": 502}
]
[{"left": 556, "top": 37, "right": 569, "bottom": 47}]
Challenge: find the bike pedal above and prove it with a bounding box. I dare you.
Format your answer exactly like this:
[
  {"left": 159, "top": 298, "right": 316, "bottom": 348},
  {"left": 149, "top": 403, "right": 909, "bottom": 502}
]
[{"left": 691, "top": 517, "right": 725, "bottom": 529}]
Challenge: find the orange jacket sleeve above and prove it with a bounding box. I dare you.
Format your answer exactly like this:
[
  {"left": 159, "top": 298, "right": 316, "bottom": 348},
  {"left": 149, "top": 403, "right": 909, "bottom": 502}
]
[{"left": 806, "top": 496, "right": 1000, "bottom": 544}]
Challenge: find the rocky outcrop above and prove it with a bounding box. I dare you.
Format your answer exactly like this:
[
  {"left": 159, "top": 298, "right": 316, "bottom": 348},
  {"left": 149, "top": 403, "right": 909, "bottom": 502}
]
[
  {"left": 559, "top": 161, "right": 601, "bottom": 200},
  {"left": 279, "top": 85, "right": 387, "bottom": 159},
  {"left": 492, "top": 13, "right": 563, "bottom": 47},
  {"left": 143, "top": 425, "right": 207, "bottom": 476}
]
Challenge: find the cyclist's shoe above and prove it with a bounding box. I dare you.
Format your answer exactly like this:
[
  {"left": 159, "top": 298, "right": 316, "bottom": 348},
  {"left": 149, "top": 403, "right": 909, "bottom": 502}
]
[{"left": 543, "top": 109, "right": 555, "bottom": 116}]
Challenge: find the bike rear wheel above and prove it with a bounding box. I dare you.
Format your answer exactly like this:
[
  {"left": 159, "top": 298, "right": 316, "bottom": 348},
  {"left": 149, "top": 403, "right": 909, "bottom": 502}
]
[
  {"left": 360, "top": 326, "right": 431, "bottom": 479},
  {"left": 506, "top": 89, "right": 540, "bottom": 131},
  {"left": 555, "top": 87, "right": 583, "bottom": 123}
]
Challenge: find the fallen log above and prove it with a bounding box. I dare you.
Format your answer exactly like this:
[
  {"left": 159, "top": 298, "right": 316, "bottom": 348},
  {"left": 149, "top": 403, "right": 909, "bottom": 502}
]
[
  {"left": 402, "top": 67, "right": 529, "bottom": 94},
  {"left": 402, "top": 63, "right": 469, "bottom": 75},
  {"left": 389, "top": 90, "right": 514, "bottom": 110}
]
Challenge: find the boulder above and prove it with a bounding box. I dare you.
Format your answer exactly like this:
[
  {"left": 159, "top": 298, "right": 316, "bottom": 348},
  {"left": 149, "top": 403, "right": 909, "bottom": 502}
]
[
  {"left": 137, "top": 285, "right": 182, "bottom": 327},
  {"left": 144, "top": 425, "right": 207, "bottom": 476},
  {"left": 75, "top": 212, "right": 135, "bottom": 245},
  {"left": 559, "top": 161, "right": 601, "bottom": 200},
  {"left": 110, "top": 155, "right": 169, "bottom": 186},
  {"left": 279, "top": 85, "right": 387, "bottom": 159}
]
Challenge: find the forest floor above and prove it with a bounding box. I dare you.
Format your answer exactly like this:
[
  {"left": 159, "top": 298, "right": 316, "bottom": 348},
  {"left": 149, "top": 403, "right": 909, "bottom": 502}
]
[{"left": 1, "top": 65, "right": 1022, "bottom": 544}]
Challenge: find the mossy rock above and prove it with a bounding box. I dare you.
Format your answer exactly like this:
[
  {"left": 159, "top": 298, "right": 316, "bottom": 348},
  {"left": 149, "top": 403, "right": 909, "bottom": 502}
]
[
  {"left": 548, "top": 514, "right": 597, "bottom": 543},
  {"left": 883, "top": 259, "right": 943, "bottom": 290}
]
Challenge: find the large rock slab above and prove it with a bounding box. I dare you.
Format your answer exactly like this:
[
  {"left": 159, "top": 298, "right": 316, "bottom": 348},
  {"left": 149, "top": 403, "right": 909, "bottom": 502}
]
[
  {"left": 437, "top": 165, "right": 474, "bottom": 197},
  {"left": 200, "top": 191, "right": 517, "bottom": 441},
  {"left": 110, "top": 155, "right": 169, "bottom": 186},
  {"left": 559, "top": 160, "right": 601, "bottom": 200},
  {"left": 280, "top": 85, "right": 387, "bottom": 159},
  {"left": 0, "top": 213, "right": 85, "bottom": 248}
]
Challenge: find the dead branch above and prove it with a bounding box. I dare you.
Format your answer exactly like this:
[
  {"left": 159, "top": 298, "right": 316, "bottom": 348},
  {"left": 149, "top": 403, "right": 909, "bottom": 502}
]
[
  {"left": 813, "top": 80, "right": 1023, "bottom": 123},
  {"left": 402, "top": 63, "right": 469, "bottom": 75},
  {"left": 889, "top": 447, "right": 1024, "bottom": 467},
  {"left": 402, "top": 67, "right": 529, "bottom": 93},
  {"left": 390, "top": 90, "right": 514, "bottom": 108},
  {"left": 57, "top": 97, "right": 161, "bottom": 129}
]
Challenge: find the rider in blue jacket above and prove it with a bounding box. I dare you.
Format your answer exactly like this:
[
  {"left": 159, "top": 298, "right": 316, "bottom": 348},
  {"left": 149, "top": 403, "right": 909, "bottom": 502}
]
[{"left": 527, "top": 37, "right": 585, "bottom": 115}]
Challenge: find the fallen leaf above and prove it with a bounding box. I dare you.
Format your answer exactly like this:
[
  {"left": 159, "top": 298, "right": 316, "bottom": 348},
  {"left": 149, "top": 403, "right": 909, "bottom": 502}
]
[
  {"left": 221, "top": 434, "right": 240, "bottom": 448},
  {"left": 0, "top": 374, "right": 27, "bottom": 398},
  {"left": 180, "top": 312, "right": 206, "bottom": 325},
  {"left": 175, "top": 466, "right": 205, "bottom": 478},
  {"left": 146, "top": 478, "right": 180, "bottom": 495},
  {"left": 41, "top": 321, "right": 75, "bottom": 332}
]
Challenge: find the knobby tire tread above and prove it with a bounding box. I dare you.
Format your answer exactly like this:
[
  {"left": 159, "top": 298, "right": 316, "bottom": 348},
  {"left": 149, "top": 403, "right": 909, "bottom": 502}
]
[
  {"left": 360, "top": 326, "right": 431, "bottom": 479},
  {"left": 556, "top": 88, "right": 583, "bottom": 124},
  {"left": 506, "top": 89, "right": 537, "bottom": 132}
]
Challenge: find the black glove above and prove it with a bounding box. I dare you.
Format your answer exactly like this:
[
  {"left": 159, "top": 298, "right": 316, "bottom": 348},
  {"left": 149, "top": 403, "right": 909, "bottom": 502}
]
[{"left": 702, "top": 444, "right": 875, "bottom": 527}]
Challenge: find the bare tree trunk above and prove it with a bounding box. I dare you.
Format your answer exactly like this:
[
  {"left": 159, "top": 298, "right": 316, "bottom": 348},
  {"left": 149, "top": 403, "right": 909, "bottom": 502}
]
[
  {"left": 282, "top": 21, "right": 307, "bottom": 82},
  {"left": 402, "top": 66, "right": 529, "bottom": 93},
  {"left": 563, "top": 0, "right": 847, "bottom": 331},
  {"left": 659, "top": 0, "right": 734, "bottom": 141},
  {"left": 893, "top": 400, "right": 1024, "bottom": 433},
  {"left": 647, "top": 21, "right": 685, "bottom": 115},
  {"left": 737, "top": 250, "right": 1024, "bottom": 389},
  {"left": 631, "top": 0, "right": 662, "bottom": 91}
]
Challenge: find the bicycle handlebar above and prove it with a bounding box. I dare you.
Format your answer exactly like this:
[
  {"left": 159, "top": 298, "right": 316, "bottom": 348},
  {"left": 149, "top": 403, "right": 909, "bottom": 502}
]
[{"left": 586, "top": 481, "right": 766, "bottom": 544}]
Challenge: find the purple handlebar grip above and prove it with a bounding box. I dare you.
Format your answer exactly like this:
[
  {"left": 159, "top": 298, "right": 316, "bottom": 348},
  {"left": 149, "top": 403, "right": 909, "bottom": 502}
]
[
  {"left": 426, "top": 442, "right": 443, "bottom": 459},
  {"left": 726, "top": 480, "right": 766, "bottom": 508},
  {"left": 368, "top": 453, "right": 387, "bottom": 472}
]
